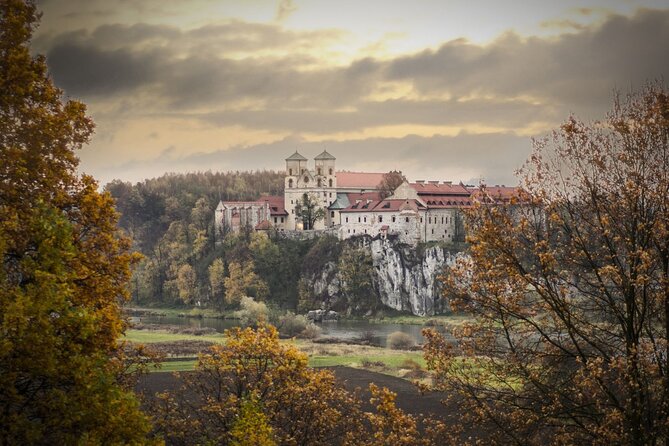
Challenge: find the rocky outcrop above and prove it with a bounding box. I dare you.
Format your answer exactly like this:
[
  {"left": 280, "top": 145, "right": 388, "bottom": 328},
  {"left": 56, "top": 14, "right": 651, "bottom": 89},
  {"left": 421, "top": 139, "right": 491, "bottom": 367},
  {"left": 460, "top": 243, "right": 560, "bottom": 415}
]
[
  {"left": 370, "top": 239, "right": 459, "bottom": 316},
  {"left": 301, "top": 236, "right": 463, "bottom": 316}
]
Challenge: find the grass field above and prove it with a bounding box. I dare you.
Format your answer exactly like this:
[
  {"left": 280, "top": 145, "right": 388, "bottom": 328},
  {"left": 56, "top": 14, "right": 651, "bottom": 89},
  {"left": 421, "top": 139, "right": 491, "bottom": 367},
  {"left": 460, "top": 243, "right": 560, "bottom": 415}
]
[{"left": 126, "top": 329, "right": 428, "bottom": 379}]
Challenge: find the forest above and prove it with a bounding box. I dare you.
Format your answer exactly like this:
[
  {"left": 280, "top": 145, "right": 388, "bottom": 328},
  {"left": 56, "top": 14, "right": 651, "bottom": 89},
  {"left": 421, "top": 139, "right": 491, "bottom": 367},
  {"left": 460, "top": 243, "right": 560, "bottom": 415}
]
[{"left": 106, "top": 173, "right": 379, "bottom": 314}]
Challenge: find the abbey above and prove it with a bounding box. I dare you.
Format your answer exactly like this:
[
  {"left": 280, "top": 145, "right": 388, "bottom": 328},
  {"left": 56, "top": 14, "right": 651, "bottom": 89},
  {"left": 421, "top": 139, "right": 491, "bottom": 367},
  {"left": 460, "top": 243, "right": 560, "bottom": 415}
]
[{"left": 215, "top": 151, "right": 517, "bottom": 244}]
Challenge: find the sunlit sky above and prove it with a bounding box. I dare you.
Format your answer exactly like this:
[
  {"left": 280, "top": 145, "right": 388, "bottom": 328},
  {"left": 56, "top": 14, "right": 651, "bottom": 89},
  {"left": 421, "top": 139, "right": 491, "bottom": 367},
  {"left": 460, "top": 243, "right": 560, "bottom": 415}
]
[{"left": 34, "top": 0, "right": 669, "bottom": 186}]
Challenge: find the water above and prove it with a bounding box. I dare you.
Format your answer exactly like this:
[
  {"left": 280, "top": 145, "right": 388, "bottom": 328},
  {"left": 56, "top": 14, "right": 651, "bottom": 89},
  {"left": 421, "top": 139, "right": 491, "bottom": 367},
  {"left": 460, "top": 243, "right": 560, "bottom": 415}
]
[{"left": 136, "top": 315, "right": 448, "bottom": 348}]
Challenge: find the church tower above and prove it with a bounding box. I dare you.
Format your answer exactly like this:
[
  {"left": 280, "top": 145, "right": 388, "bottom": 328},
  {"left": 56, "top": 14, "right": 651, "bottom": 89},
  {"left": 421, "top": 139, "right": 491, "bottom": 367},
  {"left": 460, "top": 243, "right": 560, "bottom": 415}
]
[{"left": 314, "top": 150, "right": 336, "bottom": 189}]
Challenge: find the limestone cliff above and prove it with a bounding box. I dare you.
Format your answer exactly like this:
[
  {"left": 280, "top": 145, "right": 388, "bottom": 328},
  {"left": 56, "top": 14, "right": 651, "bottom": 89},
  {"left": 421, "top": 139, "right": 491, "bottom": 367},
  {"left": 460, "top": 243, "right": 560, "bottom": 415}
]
[{"left": 301, "top": 237, "right": 462, "bottom": 316}]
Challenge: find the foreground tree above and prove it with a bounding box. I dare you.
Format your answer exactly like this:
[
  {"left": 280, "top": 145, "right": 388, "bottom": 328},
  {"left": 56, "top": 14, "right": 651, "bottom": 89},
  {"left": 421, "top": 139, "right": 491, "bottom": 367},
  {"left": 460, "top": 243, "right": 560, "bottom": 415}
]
[
  {"left": 425, "top": 84, "right": 669, "bottom": 445},
  {"left": 0, "top": 1, "right": 151, "bottom": 443},
  {"left": 151, "top": 323, "right": 445, "bottom": 445}
]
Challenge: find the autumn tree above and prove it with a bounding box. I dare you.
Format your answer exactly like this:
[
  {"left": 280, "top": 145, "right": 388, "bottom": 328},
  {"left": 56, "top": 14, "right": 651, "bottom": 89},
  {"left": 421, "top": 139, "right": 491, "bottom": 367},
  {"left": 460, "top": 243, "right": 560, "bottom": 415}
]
[
  {"left": 152, "top": 324, "right": 365, "bottom": 445},
  {"left": 338, "top": 246, "right": 376, "bottom": 314},
  {"left": 295, "top": 192, "right": 325, "bottom": 230},
  {"left": 224, "top": 260, "right": 269, "bottom": 306},
  {"left": 378, "top": 170, "right": 406, "bottom": 199},
  {"left": 424, "top": 84, "right": 669, "bottom": 445},
  {"left": 208, "top": 258, "right": 226, "bottom": 306},
  {"left": 0, "top": 0, "right": 152, "bottom": 443}
]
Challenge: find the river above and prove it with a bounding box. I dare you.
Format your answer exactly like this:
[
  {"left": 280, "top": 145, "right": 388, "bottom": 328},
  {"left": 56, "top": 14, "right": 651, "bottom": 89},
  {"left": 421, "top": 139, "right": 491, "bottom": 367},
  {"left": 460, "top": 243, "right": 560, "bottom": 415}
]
[{"left": 137, "top": 314, "right": 449, "bottom": 348}]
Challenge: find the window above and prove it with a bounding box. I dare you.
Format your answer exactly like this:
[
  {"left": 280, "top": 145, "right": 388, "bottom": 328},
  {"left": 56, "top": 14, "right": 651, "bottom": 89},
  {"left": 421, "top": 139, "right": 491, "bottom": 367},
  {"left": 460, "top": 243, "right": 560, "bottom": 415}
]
[
  {"left": 364, "top": 217, "right": 367, "bottom": 222},
  {"left": 304, "top": 176, "right": 309, "bottom": 183},
  {"left": 317, "top": 167, "right": 322, "bottom": 175},
  {"left": 317, "top": 179, "right": 322, "bottom": 187},
  {"left": 348, "top": 229, "right": 350, "bottom": 233},
  {"left": 288, "top": 179, "right": 293, "bottom": 188},
  {"left": 324, "top": 192, "right": 327, "bottom": 197},
  {"left": 431, "top": 229, "right": 434, "bottom": 234},
  {"left": 329, "top": 192, "right": 332, "bottom": 197},
  {"left": 353, "top": 229, "right": 356, "bottom": 233},
  {"left": 329, "top": 168, "right": 333, "bottom": 175},
  {"left": 378, "top": 216, "right": 383, "bottom": 222},
  {"left": 345, "top": 217, "right": 349, "bottom": 223},
  {"left": 281, "top": 217, "right": 284, "bottom": 223},
  {"left": 291, "top": 199, "right": 293, "bottom": 204},
  {"left": 274, "top": 217, "right": 277, "bottom": 223},
  {"left": 441, "top": 216, "right": 444, "bottom": 224},
  {"left": 429, "top": 217, "right": 432, "bottom": 224},
  {"left": 358, "top": 217, "right": 361, "bottom": 222},
  {"left": 291, "top": 210, "right": 294, "bottom": 214},
  {"left": 364, "top": 229, "right": 367, "bottom": 234},
  {"left": 420, "top": 217, "right": 423, "bottom": 223},
  {"left": 289, "top": 168, "right": 293, "bottom": 175},
  {"left": 329, "top": 179, "right": 333, "bottom": 187},
  {"left": 405, "top": 217, "right": 409, "bottom": 222},
  {"left": 392, "top": 216, "right": 396, "bottom": 222}
]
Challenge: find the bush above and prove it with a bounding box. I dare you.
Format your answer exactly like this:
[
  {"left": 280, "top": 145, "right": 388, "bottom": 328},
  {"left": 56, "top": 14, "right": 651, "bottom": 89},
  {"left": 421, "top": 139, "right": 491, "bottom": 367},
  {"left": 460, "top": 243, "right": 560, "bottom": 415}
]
[
  {"left": 276, "top": 312, "right": 308, "bottom": 337},
  {"left": 236, "top": 296, "right": 269, "bottom": 327},
  {"left": 387, "top": 331, "right": 415, "bottom": 350},
  {"left": 299, "top": 323, "right": 322, "bottom": 340},
  {"left": 400, "top": 358, "right": 423, "bottom": 370}
]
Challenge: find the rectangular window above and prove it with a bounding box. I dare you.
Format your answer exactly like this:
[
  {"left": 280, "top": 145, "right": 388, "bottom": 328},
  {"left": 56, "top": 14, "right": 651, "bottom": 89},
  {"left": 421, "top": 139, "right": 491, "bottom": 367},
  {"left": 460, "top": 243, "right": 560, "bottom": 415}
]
[
  {"left": 281, "top": 217, "right": 284, "bottom": 223},
  {"left": 346, "top": 217, "right": 349, "bottom": 223},
  {"left": 364, "top": 217, "right": 367, "bottom": 222},
  {"left": 291, "top": 210, "right": 294, "bottom": 214},
  {"left": 420, "top": 217, "right": 423, "bottom": 223},
  {"left": 432, "top": 229, "right": 434, "bottom": 234},
  {"left": 429, "top": 217, "right": 432, "bottom": 224},
  {"left": 358, "top": 217, "right": 361, "bottom": 223},
  {"left": 331, "top": 211, "right": 335, "bottom": 217},
  {"left": 378, "top": 216, "right": 383, "bottom": 222},
  {"left": 392, "top": 216, "right": 396, "bottom": 223},
  {"left": 348, "top": 229, "right": 351, "bottom": 233},
  {"left": 441, "top": 217, "right": 444, "bottom": 224},
  {"left": 364, "top": 229, "right": 367, "bottom": 234},
  {"left": 274, "top": 217, "right": 277, "bottom": 223},
  {"left": 291, "top": 200, "right": 293, "bottom": 204},
  {"left": 405, "top": 217, "right": 409, "bottom": 223}
]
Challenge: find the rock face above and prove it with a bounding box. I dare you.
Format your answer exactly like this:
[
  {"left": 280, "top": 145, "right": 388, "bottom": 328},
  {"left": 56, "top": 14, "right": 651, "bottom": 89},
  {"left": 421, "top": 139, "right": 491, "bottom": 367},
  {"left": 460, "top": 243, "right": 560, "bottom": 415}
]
[
  {"left": 301, "top": 236, "right": 462, "bottom": 316},
  {"left": 370, "top": 238, "right": 458, "bottom": 316}
]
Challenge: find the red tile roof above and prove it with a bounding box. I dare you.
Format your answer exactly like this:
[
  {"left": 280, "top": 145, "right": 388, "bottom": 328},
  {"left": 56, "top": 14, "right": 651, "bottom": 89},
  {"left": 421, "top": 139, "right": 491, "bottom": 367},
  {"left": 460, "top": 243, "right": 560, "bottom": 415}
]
[
  {"left": 256, "top": 195, "right": 288, "bottom": 216},
  {"left": 410, "top": 182, "right": 470, "bottom": 195},
  {"left": 336, "top": 171, "right": 385, "bottom": 189},
  {"left": 470, "top": 186, "right": 523, "bottom": 203},
  {"left": 340, "top": 199, "right": 426, "bottom": 213}
]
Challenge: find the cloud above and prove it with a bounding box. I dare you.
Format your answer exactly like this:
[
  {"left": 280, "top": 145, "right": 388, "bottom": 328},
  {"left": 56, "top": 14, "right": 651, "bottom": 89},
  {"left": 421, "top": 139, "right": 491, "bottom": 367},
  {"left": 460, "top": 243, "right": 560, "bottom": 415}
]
[{"left": 276, "top": 0, "right": 297, "bottom": 22}]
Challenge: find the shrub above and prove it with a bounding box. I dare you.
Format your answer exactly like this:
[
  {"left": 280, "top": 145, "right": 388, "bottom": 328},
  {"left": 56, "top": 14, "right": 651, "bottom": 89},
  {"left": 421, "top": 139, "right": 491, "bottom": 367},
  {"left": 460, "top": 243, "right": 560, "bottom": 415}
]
[
  {"left": 236, "top": 296, "right": 269, "bottom": 327},
  {"left": 276, "top": 312, "right": 308, "bottom": 337},
  {"left": 387, "top": 331, "right": 415, "bottom": 350},
  {"left": 400, "top": 358, "right": 423, "bottom": 370},
  {"left": 299, "top": 323, "right": 322, "bottom": 340}
]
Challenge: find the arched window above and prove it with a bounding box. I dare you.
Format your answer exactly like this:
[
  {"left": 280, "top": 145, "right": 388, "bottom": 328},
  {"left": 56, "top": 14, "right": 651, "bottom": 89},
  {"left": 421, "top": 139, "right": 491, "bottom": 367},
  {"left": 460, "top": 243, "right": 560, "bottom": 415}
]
[
  {"left": 289, "top": 168, "right": 293, "bottom": 175},
  {"left": 328, "top": 179, "right": 333, "bottom": 187},
  {"left": 317, "top": 179, "right": 322, "bottom": 187},
  {"left": 288, "top": 179, "right": 293, "bottom": 188}
]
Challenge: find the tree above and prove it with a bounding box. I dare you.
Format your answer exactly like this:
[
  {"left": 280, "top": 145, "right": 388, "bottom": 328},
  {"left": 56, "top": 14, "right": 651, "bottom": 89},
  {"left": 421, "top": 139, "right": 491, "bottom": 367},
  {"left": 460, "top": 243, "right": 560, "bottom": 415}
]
[
  {"left": 209, "top": 258, "right": 227, "bottom": 306},
  {"left": 378, "top": 170, "right": 406, "bottom": 199},
  {"left": 224, "top": 260, "right": 269, "bottom": 306},
  {"left": 0, "top": 1, "right": 152, "bottom": 443},
  {"left": 424, "top": 84, "right": 669, "bottom": 445},
  {"left": 176, "top": 263, "right": 197, "bottom": 304},
  {"left": 152, "top": 324, "right": 365, "bottom": 445},
  {"left": 294, "top": 192, "right": 325, "bottom": 230},
  {"left": 338, "top": 246, "right": 376, "bottom": 314}
]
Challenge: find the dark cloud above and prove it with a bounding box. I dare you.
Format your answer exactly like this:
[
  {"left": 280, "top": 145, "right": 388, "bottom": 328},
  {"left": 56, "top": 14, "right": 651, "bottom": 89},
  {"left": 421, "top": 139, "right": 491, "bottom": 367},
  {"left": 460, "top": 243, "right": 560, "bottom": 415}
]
[{"left": 387, "top": 9, "right": 669, "bottom": 113}]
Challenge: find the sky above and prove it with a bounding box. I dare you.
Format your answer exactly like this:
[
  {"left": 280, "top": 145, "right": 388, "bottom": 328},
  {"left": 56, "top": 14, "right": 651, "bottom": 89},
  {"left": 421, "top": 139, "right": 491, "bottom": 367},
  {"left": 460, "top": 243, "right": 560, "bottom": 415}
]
[{"left": 34, "top": 0, "right": 669, "bottom": 186}]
